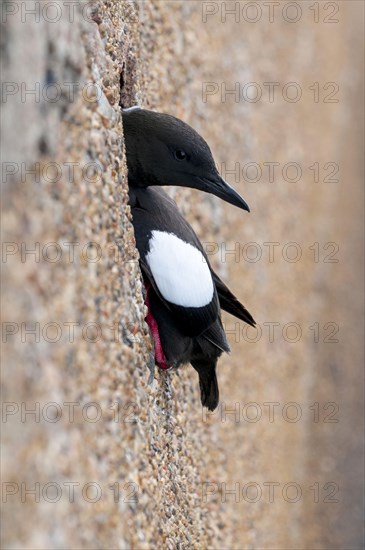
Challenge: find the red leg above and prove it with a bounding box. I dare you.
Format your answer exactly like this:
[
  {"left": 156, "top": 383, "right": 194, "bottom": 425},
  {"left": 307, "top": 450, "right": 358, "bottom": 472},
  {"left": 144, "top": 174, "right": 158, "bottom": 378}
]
[{"left": 144, "top": 282, "right": 170, "bottom": 370}]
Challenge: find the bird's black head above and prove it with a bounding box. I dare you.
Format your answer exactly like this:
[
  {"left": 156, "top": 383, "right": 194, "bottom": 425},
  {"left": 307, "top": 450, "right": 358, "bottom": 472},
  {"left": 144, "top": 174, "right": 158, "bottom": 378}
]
[{"left": 122, "top": 107, "right": 250, "bottom": 212}]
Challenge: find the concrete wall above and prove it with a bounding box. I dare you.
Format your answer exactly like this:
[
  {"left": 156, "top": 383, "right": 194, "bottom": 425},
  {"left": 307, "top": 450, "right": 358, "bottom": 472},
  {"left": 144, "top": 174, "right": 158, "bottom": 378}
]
[{"left": 2, "top": 1, "right": 363, "bottom": 548}]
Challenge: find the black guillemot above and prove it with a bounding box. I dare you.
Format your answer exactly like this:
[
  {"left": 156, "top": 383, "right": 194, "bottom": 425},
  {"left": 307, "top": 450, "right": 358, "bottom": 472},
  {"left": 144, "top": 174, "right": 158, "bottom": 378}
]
[{"left": 122, "top": 107, "right": 255, "bottom": 411}]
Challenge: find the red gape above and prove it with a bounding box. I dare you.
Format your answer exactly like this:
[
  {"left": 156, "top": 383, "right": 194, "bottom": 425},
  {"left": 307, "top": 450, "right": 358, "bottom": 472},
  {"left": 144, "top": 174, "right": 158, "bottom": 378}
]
[{"left": 144, "top": 282, "right": 170, "bottom": 370}]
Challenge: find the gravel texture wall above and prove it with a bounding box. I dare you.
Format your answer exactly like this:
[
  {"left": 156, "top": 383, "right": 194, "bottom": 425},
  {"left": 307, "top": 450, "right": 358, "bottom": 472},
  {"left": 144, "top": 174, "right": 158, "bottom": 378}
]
[{"left": 2, "top": 1, "right": 364, "bottom": 549}]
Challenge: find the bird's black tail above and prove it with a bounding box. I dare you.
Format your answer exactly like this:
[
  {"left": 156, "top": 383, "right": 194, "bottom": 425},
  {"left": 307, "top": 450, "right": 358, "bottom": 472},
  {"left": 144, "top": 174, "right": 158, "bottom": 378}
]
[{"left": 191, "top": 360, "right": 219, "bottom": 411}]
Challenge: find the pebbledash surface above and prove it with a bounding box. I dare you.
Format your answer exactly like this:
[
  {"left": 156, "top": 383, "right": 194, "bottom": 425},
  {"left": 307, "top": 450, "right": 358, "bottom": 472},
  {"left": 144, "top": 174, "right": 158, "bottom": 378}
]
[{"left": 1, "top": 1, "right": 364, "bottom": 549}]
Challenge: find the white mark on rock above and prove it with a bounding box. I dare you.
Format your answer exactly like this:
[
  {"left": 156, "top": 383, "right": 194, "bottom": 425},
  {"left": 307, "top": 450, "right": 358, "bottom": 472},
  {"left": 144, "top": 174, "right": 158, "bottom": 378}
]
[{"left": 122, "top": 105, "right": 142, "bottom": 112}]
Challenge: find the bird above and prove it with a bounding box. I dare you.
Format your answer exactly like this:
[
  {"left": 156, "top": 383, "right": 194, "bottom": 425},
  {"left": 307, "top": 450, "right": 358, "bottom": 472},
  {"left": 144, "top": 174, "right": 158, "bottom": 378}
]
[{"left": 122, "top": 106, "right": 255, "bottom": 410}]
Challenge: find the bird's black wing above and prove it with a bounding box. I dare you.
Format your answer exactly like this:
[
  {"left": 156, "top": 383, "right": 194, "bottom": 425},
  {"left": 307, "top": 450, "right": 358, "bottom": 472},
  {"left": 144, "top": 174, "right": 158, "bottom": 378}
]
[
  {"left": 199, "top": 317, "right": 230, "bottom": 353},
  {"left": 132, "top": 188, "right": 220, "bottom": 338},
  {"left": 138, "top": 254, "right": 219, "bottom": 338},
  {"left": 212, "top": 271, "right": 256, "bottom": 327}
]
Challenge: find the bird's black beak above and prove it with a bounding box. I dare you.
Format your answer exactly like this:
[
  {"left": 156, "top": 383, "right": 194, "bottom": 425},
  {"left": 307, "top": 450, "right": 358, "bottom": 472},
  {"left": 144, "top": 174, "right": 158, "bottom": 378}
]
[{"left": 196, "top": 175, "right": 250, "bottom": 212}]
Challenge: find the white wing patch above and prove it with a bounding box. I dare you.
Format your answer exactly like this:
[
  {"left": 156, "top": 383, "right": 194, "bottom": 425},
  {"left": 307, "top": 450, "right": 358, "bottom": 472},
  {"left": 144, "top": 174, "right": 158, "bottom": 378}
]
[{"left": 146, "top": 231, "right": 214, "bottom": 308}]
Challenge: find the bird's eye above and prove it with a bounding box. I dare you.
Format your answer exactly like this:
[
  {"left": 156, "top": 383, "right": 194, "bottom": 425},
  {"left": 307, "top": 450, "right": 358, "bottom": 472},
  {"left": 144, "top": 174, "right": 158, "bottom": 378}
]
[{"left": 174, "top": 149, "right": 187, "bottom": 161}]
